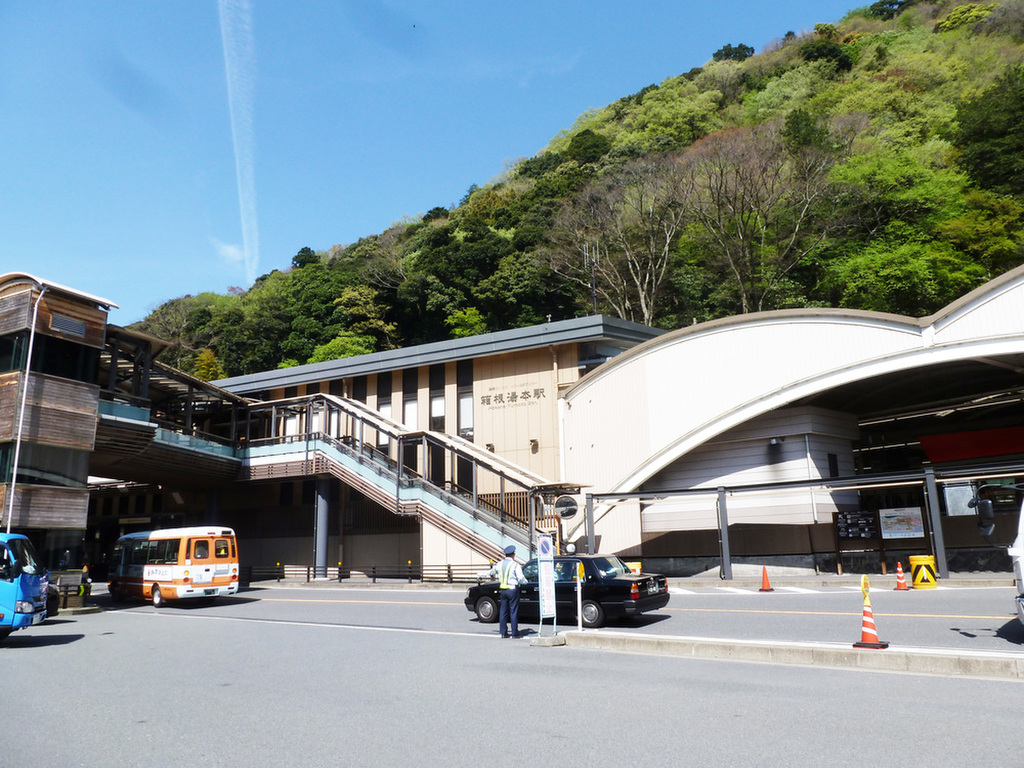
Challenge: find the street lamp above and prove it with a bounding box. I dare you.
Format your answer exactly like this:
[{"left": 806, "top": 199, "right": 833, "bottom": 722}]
[{"left": 5, "top": 284, "right": 47, "bottom": 534}]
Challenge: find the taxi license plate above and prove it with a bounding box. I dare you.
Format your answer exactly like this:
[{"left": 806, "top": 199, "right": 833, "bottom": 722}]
[{"left": 647, "top": 581, "right": 658, "bottom": 594}]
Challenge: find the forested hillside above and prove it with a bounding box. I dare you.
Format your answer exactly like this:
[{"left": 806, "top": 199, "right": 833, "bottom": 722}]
[{"left": 134, "top": 0, "right": 1024, "bottom": 379}]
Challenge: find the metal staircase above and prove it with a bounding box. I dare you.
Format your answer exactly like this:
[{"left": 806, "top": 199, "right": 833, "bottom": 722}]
[{"left": 240, "top": 394, "right": 568, "bottom": 561}]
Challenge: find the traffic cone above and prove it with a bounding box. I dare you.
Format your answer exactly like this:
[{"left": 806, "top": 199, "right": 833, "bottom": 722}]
[
  {"left": 853, "top": 593, "right": 889, "bottom": 649},
  {"left": 758, "top": 566, "right": 774, "bottom": 593},
  {"left": 894, "top": 561, "right": 909, "bottom": 591}
]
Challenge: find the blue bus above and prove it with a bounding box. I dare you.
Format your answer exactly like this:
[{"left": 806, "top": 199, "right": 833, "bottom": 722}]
[{"left": 0, "top": 533, "right": 48, "bottom": 641}]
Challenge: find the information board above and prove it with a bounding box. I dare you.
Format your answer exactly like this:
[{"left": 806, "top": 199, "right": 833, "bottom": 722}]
[
  {"left": 879, "top": 507, "right": 925, "bottom": 539},
  {"left": 835, "top": 511, "right": 879, "bottom": 540}
]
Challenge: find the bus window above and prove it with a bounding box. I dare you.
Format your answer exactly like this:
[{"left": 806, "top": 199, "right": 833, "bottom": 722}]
[
  {"left": 194, "top": 540, "right": 210, "bottom": 559},
  {"left": 215, "top": 539, "right": 229, "bottom": 558},
  {"left": 130, "top": 542, "right": 148, "bottom": 565},
  {"left": 163, "top": 539, "right": 180, "bottom": 564}
]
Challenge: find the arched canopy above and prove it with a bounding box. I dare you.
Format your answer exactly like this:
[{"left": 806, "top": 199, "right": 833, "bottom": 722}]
[{"left": 562, "top": 266, "right": 1024, "bottom": 494}]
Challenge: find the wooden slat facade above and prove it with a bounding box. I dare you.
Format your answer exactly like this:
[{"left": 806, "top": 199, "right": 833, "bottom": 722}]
[
  {"left": 0, "top": 484, "right": 89, "bottom": 529},
  {"left": 0, "top": 371, "right": 99, "bottom": 448},
  {"left": 0, "top": 285, "right": 107, "bottom": 348}
]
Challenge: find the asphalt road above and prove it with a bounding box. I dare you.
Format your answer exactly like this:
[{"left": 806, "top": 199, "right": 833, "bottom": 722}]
[{"left": 3, "top": 584, "right": 1022, "bottom": 767}]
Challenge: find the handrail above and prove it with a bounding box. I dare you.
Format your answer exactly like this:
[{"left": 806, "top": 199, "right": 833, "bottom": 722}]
[{"left": 243, "top": 393, "right": 554, "bottom": 538}]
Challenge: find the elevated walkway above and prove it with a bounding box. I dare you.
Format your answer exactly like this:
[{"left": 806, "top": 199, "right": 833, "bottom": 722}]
[{"left": 92, "top": 390, "right": 571, "bottom": 563}]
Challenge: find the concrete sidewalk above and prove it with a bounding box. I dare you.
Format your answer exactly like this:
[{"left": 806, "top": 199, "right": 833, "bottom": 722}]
[{"left": 539, "top": 630, "right": 1024, "bottom": 680}]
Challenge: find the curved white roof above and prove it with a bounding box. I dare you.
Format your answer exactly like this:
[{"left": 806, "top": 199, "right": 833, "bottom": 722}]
[
  {"left": 562, "top": 265, "right": 1024, "bottom": 494},
  {"left": 0, "top": 271, "right": 118, "bottom": 309}
]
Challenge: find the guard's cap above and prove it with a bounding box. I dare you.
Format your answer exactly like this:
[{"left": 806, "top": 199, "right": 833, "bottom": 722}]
[{"left": 504, "top": 545, "right": 515, "bottom": 555}]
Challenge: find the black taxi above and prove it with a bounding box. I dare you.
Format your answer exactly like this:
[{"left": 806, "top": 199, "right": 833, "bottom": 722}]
[{"left": 465, "top": 553, "right": 670, "bottom": 628}]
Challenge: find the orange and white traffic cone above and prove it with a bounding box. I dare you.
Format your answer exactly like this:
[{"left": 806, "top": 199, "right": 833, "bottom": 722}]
[
  {"left": 759, "top": 566, "right": 774, "bottom": 593},
  {"left": 853, "top": 575, "right": 889, "bottom": 649},
  {"left": 894, "top": 561, "right": 909, "bottom": 591}
]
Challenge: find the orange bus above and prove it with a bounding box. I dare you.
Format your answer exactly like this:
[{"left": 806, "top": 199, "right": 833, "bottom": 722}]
[{"left": 108, "top": 526, "right": 240, "bottom": 607}]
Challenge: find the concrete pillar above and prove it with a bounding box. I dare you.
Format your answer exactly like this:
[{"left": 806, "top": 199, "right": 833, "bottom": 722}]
[{"left": 314, "top": 479, "right": 329, "bottom": 579}]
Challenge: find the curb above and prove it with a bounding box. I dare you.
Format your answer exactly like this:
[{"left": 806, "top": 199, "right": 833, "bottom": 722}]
[{"left": 556, "top": 630, "right": 1024, "bottom": 680}]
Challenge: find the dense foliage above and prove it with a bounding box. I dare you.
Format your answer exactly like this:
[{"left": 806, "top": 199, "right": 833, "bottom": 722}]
[{"left": 133, "top": 0, "right": 1024, "bottom": 378}]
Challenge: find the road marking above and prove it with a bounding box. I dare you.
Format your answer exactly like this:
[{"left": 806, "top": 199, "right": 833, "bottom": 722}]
[
  {"left": 258, "top": 596, "right": 456, "bottom": 607},
  {"left": 778, "top": 586, "right": 819, "bottom": 594},
  {"left": 666, "top": 606, "right": 1013, "bottom": 620},
  {"left": 130, "top": 610, "right": 498, "bottom": 639}
]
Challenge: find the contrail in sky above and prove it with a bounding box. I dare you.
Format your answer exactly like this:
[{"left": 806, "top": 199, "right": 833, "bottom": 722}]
[{"left": 218, "top": 0, "right": 259, "bottom": 285}]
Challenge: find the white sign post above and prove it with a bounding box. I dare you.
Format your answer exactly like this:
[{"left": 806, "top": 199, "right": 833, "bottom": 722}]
[
  {"left": 537, "top": 535, "right": 556, "bottom": 634},
  {"left": 576, "top": 560, "right": 584, "bottom": 632}
]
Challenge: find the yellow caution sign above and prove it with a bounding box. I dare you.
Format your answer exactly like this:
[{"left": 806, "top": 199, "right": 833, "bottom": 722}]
[{"left": 909, "top": 555, "right": 937, "bottom": 589}]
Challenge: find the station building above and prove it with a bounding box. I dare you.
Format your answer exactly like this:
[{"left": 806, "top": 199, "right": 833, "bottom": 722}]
[{"left": 4, "top": 267, "right": 1024, "bottom": 578}]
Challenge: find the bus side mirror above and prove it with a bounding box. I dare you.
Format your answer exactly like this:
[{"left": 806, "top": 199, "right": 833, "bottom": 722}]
[{"left": 971, "top": 498, "right": 996, "bottom": 538}]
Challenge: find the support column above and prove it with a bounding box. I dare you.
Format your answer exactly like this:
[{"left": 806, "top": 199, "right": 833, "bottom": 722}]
[
  {"left": 924, "top": 469, "right": 949, "bottom": 579},
  {"left": 314, "top": 478, "right": 329, "bottom": 579},
  {"left": 718, "top": 487, "right": 733, "bottom": 581}
]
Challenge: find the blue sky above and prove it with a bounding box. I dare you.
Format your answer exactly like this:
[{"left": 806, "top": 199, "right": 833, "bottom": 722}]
[{"left": 1, "top": 1, "right": 856, "bottom": 325}]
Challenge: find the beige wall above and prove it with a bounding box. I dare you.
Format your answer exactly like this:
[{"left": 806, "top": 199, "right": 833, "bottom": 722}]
[
  {"left": 284, "top": 343, "right": 581, "bottom": 484},
  {"left": 473, "top": 345, "right": 577, "bottom": 479}
]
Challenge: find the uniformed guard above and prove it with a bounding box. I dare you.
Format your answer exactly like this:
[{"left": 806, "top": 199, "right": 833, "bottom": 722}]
[{"left": 488, "top": 544, "right": 526, "bottom": 638}]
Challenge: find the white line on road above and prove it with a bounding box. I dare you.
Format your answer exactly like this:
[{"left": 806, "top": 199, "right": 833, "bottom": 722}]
[{"left": 128, "top": 609, "right": 500, "bottom": 640}]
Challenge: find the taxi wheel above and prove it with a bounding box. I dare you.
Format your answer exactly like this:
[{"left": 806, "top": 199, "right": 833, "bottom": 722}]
[
  {"left": 151, "top": 585, "right": 164, "bottom": 608},
  {"left": 475, "top": 596, "right": 498, "bottom": 623},
  {"left": 581, "top": 600, "right": 605, "bottom": 628}
]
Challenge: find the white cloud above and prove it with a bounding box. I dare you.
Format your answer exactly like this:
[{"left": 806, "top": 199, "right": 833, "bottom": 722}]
[{"left": 212, "top": 238, "right": 245, "bottom": 264}]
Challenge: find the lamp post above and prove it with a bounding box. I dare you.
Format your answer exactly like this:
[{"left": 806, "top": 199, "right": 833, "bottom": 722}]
[{"left": 6, "top": 284, "right": 47, "bottom": 534}]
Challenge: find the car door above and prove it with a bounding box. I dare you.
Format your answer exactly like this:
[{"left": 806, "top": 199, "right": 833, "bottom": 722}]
[
  {"left": 553, "top": 559, "right": 584, "bottom": 618},
  {"left": 519, "top": 560, "right": 540, "bottom": 616}
]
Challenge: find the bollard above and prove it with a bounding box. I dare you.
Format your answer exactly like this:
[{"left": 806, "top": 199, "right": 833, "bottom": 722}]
[{"left": 908, "top": 554, "right": 937, "bottom": 589}]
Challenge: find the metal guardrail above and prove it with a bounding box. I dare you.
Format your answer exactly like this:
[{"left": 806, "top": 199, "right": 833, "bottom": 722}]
[
  {"left": 241, "top": 563, "right": 486, "bottom": 585},
  {"left": 244, "top": 394, "right": 554, "bottom": 541}
]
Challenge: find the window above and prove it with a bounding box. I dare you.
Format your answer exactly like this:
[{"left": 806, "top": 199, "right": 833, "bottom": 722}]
[
  {"left": 457, "top": 390, "right": 473, "bottom": 440},
  {"left": 215, "top": 539, "right": 229, "bottom": 558},
  {"left": 193, "top": 540, "right": 210, "bottom": 559},
  {"left": 430, "top": 394, "right": 445, "bottom": 432}
]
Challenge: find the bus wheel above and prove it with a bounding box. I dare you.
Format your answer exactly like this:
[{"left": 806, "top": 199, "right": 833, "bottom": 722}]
[
  {"left": 0, "top": 629, "right": 10, "bottom": 643},
  {"left": 109, "top": 585, "right": 124, "bottom": 603},
  {"left": 151, "top": 585, "right": 164, "bottom": 608}
]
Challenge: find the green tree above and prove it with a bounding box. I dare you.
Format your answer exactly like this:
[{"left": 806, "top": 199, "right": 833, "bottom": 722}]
[
  {"left": 565, "top": 129, "right": 612, "bottom": 164},
  {"left": 291, "top": 246, "right": 318, "bottom": 268},
  {"left": 824, "top": 240, "right": 986, "bottom": 315},
  {"left": 956, "top": 64, "right": 1024, "bottom": 197},
  {"left": 445, "top": 307, "right": 488, "bottom": 338},
  {"left": 307, "top": 332, "right": 376, "bottom": 363},
  {"left": 936, "top": 4, "right": 997, "bottom": 32},
  {"left": 193, "top": 348, "right": 226, "bottom": 381},
  {"left": 712, "top": 43, "right": 754, "bottom": 62}
]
